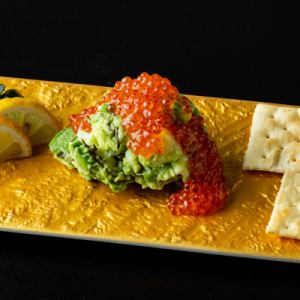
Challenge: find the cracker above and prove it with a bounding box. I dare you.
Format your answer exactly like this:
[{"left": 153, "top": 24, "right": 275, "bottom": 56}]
[
  {"left": 266, "top": 172, "right": 300, "bottom": 239},
  {"left": 243, "top": 104, "right": 300, "bottom": 173}
]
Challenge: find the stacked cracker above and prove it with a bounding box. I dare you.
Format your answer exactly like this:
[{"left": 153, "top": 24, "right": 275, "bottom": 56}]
[{"left": 243, "top": 104, "right": 300, "bottom": 239}]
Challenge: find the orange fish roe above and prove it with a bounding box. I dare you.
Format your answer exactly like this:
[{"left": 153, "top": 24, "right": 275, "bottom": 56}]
[
  {"left": 70, "top": 72, "right": 179, "bottom": 157},
  {"left": 69, "top": 72, "right": 228, "bottom": 216},
  {"left": 100, "top": 72, "right": 179, "bottom": 157},
  {"left": 168, "top": 116, "right": 228, "bottom": 215},
  {"left": 69, "top": 106, "right": 97, "bottom": 132}
]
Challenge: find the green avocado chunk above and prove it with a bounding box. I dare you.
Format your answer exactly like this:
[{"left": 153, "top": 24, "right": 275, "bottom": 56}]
[
  {"left": 173, "top": 97, "right": 200, "bottom": 123},
  {"left": 49, "top": 127, "right": 77, "bottom": 168},
  {"left": 123, "top": 130, "right": 189, "bottom": 189}
]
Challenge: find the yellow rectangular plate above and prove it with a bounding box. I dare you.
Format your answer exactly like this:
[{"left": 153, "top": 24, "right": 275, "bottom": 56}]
[{"left": 1, "top": 76, "right": 300, "bottom": 263}]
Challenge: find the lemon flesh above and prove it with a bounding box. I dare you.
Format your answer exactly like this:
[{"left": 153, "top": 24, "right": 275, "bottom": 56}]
[
  {"left": 0, "top": 116, "right": 32, "bottom": 163},
  {"left": 0, "top": 98, "right": 60, "bottom": 146}
]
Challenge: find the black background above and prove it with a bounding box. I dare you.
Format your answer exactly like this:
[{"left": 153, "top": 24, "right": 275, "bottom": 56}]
[{"left": 1, "top": 1, "right": 300, "bottom": 299}]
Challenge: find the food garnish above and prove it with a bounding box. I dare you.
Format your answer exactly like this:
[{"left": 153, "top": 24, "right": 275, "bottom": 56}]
[
  {"left": 0, "top": 98, "right": 60, "bottom": 146},
  {"left": 0, "top": 116, "right": 32, "bottom": 163},
  {"left": 50, "top": 73, "right": 228, "bottom": 216},
  {"left": 0, "top": 84, "right": 22, "bottom": 99},
  {"left": 0, "top": 86, "right": 60, "bottom": 164}
]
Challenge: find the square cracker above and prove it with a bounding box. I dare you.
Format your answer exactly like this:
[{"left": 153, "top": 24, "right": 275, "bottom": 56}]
[
  {"left": 243, "top": 104, "right": 300, "bottom": 173},
  {"left": 266, "top": 172, "right": 300, "bottom": 239}
]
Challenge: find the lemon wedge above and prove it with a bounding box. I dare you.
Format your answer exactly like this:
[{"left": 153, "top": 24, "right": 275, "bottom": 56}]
[
  {"left": 0, "top": 116, "right": 32, "bottom": 163},
  {"left": 0, "top": 98, "right": 60, "bottom": 146}
]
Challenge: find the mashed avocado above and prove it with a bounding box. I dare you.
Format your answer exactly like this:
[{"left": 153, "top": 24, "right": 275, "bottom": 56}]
[{"left": 50, "top": 102, "right": 195, "bottom": 192}]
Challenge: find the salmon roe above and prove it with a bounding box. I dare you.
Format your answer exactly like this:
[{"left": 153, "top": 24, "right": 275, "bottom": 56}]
[
  {"left": 101, "top": 72, "right": 179, "bottom": 157},
  {"left": 69, "top": 72, "right": 228, "bottom": 216},
  {"left": 168, "top": 116, "right": 228, "bottom": 215},
  {"left": 69, "top": 106, "right": 97, "bottom": 132},
  {"left": 70, "top": 72, "right": 179, "bottom": 157}
]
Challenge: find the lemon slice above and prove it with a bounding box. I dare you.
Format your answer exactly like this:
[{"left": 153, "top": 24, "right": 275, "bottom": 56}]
[
  {"left": 0, "top": 98, "right": 60, "bottom": 146},
  {"left": 0, "top": 116, "right": 32, "bottom": 163}
]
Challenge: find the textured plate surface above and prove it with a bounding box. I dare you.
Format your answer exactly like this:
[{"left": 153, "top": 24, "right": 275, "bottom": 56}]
[{"left": 1, "top": 76, "right": 300, "bottom": 262}]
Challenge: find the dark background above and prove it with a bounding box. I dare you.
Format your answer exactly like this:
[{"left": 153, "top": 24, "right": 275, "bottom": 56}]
[{"left": 1, "top": 1, "right": 300, "bottom": 299}]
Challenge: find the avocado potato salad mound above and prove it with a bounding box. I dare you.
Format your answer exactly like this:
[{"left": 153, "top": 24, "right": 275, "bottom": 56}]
[
  {"left": 50, "top": 72, "right": 228, "bottom": 216},
  {"left": 50, "top": 103, "right": 191, "bottom": 192}
]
